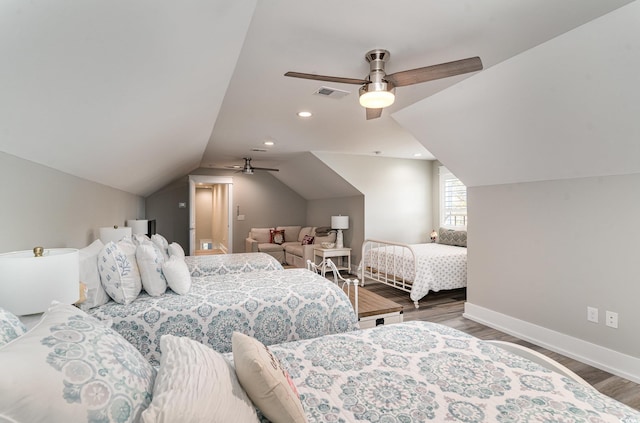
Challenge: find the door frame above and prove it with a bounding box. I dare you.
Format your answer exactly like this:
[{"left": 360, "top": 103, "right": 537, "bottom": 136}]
[{"left": 188, "top": 175, "right": 233, "bottom": 255}]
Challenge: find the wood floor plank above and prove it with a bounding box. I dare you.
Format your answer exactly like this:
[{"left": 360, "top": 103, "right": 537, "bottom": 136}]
[{"left": 359, "top": 280, "right": 640, "bottom": 411}]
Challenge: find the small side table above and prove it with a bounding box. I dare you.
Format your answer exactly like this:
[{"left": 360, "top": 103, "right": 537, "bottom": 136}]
[{"left": 314, "top": 247, "right": 351, "bottom": 276}]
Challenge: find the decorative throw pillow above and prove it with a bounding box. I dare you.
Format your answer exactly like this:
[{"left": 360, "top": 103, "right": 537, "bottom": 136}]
[
  {"left": 270, "top": 229, "right": 285, "bottom": 245},
  {"left": 0, "top": 306, "right": 27, "bottom": 347},
  {"left": 438, "top": 228, "right": 467, "bottom": 247},
  {"left": 136, "top": 243, "right": 167, "bottom": 296},
  {"left": 0, "top": 302, "right": 155, "bottom": 423},
  {"left": 301, "top": 235, "right": 314, "bottom": 245},
  {"left": 151, "top": 233, "right": 170, "bottom": 260},
  {"left": 132, "top": 233, "right": 152, "bottom": 246},
  {"left": 232, "top": 332, "right": 307, "bottom": 423},
  {"left": 162, "top": 255, "right": 192, "bottom": 295},
  {"left": 78, "top": 239, "right": 110, "bottom": 311},
  {"left": 140, "top": 335, "right": 259, "bottom": 423},
  {"left": 98, "top": 240, "right": 142, "bottom": 304},
  {"left": 168, "top": 242, "right": 185, "bottom": 258}
]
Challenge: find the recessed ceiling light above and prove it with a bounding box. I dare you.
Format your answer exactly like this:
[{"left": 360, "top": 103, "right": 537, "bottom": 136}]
[
  {"left": 264, "top": 140, "right": 275, "bottom": 146},
  {"left": 413, "top": 153, "right": 422, "bottom": 157},
  {"left": 297, "top": 111, "right": 312, "bottom": 118}
]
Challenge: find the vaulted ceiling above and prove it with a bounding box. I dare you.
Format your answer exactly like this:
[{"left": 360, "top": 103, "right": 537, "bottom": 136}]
[{"left": 0, "top": 0, "right": 634, "bottom": 197}]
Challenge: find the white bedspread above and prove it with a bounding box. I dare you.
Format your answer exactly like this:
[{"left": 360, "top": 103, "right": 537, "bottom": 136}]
[{"left": 364, "top": 243, "right": 467, "bottom": 302}]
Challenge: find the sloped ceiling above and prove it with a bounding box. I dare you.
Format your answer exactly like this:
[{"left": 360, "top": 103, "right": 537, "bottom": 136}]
[
  {"left": 271, "top": 152, "right": 362, "bottom": 201},
  {"left": 0, "top": 1, "right": 256, "bottom": 196},
  {"left": 394, "top": 1, "right": 640, "bottom": 187},
  {"left": 0, "top": 0, "right": 634, "bottom": 198}
]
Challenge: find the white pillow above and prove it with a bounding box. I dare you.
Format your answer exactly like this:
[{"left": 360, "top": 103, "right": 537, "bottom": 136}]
[
  {"left": 161, "top": 255, "right": 191, "bottom": 295},
  {"left": 78, "top": 239, "right": 110, "bottom": 310},
  {"left": 0, "top": 306, "right": 27, "bottom": 347},
  {"left": 140, "top": 335, "right": 259, "bottom": 423},
  {"left": 98, "top": 240, "right": 142, "bottom": 304},
  {"left": 232, "top": 332, "right": 307, "bottom": 423},
  {"left": 132, "top": 233, "right": 152, "bottom": 246},
  {"left": 168, "top": 242, "right": 185, "bottom": 258},
  {"left": 136, "top": 244, "right": 167, "bottom": 296},
  {"left": 151, "top": 234, "right": 170, "bottom": 260},
  {"left": 0, "top": 302, "right": 155, "bottom": 423}
]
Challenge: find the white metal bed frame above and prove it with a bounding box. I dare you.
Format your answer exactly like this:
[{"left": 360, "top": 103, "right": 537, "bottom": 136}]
[{"left": 359, "top": 239, "right": 420, "bottom": 308}]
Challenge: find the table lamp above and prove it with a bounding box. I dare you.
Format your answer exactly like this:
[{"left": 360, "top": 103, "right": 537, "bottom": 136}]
[
  {"left": 0, "top": 247, "right": 79, "bottom": 316},
  {"left": 99, "top": 225, "right": 132, "bottom": 243},
  {"left": 331, "top": 215, "right": 349, "bottom": 249},
  {"left": 126, "top": 219, "right": 149, "bottom": 235}
]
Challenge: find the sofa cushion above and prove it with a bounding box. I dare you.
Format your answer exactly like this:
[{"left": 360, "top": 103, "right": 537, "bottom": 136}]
[
  {"left": 250, "top": 228, "right": 272, "bottom": 244},
  {"left": 298, "top": 226, "right": 314, "bottom": 242},
  {"left": 258, "top": 243, "right": 285, "bottom": 253},
  {"left": 277, "top": 226, "right": 302, "bottom": 243},
  {"left": 284, "top": 244, "right": 304, "bottom": 256}
]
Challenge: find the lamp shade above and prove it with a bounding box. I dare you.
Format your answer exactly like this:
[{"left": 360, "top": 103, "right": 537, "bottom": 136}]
[
  {"left": 126, "top": 219, "right": 149, "bottom": 235},
  {"left": 99, "top": 226, "right": 132, "bottom": 244},
  {"left": 0, "top": 248, "right": 79, "bottom": 316},
  {"left": 331, "top": 215, "right": 349, "bottom": 230}
]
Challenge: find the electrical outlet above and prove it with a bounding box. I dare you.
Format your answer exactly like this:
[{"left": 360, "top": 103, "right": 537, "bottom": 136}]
[
  {"left": 587, "top": 306, "right": 599, "bottom": 323},
  {"left": 605, "top": 311, "right": 618, "bottom": 328}
]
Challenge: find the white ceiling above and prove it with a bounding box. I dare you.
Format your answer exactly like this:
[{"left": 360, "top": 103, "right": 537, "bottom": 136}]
[{"left": 0, "top": 0, "right": 633, "bottom": 196}]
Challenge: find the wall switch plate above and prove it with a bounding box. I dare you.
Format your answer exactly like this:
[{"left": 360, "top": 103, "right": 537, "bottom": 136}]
[
  {"left": 587, "top": 306, "right": 599, "bottom": 323},
  {"left": 605, "top": 311, "right": 618, "bottom": 328},
  {"left": 237, "top": 214, "right": 245, "bottom": 221}
]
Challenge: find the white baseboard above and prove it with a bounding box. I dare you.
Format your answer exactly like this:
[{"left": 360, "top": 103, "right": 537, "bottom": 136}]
[{"left": 464, "top": 302, "right": 640, "bottom": 384}]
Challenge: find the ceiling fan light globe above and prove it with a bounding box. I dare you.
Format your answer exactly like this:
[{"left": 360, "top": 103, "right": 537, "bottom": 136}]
[
  {"left": 359, "top": 83, "right": 395, "bottom": 109},
  {"left": 359, "top": 90, "right": 395, "bottom": 109}
]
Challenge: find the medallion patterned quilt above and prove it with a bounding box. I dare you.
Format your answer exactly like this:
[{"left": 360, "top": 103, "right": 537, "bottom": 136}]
[
  {"left": 363, "top": 243, "right": 467, "bottom": 303},
  {"left": 260, "top": 321, "right": 640, "bottom": 422},
  {"left": 185, "top": 252, "right": 283, "bottom": 277},
  {"left": 88, "top": 269, "right": 358, "bottom": 365}
]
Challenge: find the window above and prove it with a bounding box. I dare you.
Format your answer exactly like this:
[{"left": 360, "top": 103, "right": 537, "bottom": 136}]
[{"left": 440, "top": 167, "right": 467, "bottom": 228}]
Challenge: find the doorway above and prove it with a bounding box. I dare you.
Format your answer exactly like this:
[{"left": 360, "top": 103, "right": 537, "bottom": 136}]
[{"left": 188, "top": 176, "right": 233, "bottom": 255}]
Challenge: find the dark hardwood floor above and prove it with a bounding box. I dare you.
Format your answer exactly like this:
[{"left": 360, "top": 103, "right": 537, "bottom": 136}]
[{"left": 360, "top": 280, "right": 640, "bottom": 411}]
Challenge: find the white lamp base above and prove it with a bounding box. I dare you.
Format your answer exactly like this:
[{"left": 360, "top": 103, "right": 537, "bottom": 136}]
[{"left": 336, "top": 229, "right": 344, "bottom": 249}]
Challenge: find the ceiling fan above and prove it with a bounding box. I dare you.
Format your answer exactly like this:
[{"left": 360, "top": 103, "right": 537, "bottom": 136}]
[
  {"left": 225, "top": 157, "right": 279, "bottom": 175},
  {"left": 285, "top": 49, "right": 483, "bottom": 120}
]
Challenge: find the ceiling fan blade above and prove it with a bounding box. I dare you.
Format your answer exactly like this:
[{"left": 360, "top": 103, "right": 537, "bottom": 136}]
[
  {"left": 366, "top": 108, "right": 383, "bottom": 120},
  {"left": 251, "top": 167, "right": 279, "bottom": 172},
  {"left": 386, "top": 56, "right": 483, "bottom": 87},
  {"left": 284, "top": 71, "right": 367, "bottom": 85}
]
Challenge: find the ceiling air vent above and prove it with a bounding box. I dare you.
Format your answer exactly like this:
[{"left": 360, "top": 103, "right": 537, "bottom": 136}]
[{"left": 313, "top": 86, "right": 350, "bottom": 99}]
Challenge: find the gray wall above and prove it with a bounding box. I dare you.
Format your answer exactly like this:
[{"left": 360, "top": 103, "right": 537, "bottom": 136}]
[
  {"left": 315, "top": 153, "right": 434, "bottom": 244},
  {"left": 306, "top": 195, "right": 365, "bottom": 270},
  {"left": 467, "top": 173, "right": 640, "bottom": 357},
  {"left": 146, "top": 168, "right": 309, "bottom": 253},
  {"left": 0, "top": 152, "right": 144, "bottom": 253},
  {"left": 145, "top": 177, "right": 190, "bottom": 248}
]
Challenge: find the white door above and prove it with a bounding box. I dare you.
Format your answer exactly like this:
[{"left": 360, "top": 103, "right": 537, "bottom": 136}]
[{"left": 188, "top": 175, "right": 233, "bottom": 255}]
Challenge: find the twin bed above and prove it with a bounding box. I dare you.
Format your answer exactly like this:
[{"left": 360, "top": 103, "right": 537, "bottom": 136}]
[
  {"left": 259, "top": 321, "right": 639, "bottom": 422},
  {"left": 360, "top": 236, "right": 467, "bottom": 308},
  {"left": 87, "top": 253, "right": 358, "bottom": 365}
]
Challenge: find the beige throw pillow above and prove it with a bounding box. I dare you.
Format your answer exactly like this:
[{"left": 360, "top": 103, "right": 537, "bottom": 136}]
[{"left": 232, "top": 332, "right": 307, "bottom": 423}]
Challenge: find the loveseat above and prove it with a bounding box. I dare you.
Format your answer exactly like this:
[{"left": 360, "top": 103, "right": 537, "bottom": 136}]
[{"left": 245, "top": 226, "right": 336, "bottom": 267}]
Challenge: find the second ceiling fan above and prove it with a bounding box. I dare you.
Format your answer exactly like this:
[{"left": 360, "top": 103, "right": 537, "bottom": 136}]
[
  {"left": 285, "top": 49, "right": 482, "bottom": 120},
  {"left": 225, "top": 157, "right": 279, "bottom": 175}
]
